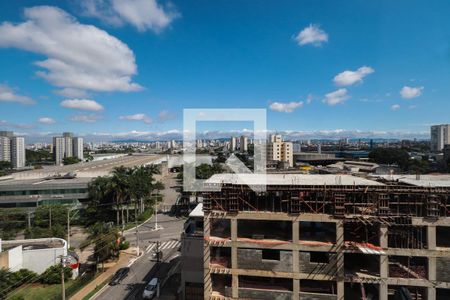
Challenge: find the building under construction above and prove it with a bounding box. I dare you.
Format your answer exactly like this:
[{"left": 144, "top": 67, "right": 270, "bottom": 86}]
[{"left": 201, "top": 173, "right": 450, "bottom": 300}]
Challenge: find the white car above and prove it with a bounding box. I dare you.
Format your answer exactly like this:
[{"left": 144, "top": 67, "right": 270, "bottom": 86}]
[{"left": 142, "top": 278, "right": 159, "bottom": 299}]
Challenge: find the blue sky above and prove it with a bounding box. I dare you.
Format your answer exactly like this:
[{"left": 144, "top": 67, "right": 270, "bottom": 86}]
[{"left": 0, "top": 0, "right": 450, "bottom": 141}]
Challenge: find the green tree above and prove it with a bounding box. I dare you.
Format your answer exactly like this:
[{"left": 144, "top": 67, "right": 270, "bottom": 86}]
[
  {"left": 63, "top": 156, "right": 81, "bottom": 165},
  {"left": 40, "top": 264, "right": 72, "bottom": 284},
  {"left": 368, "top": 148, "right": 410, "bottom": 170},
  {"left": 87, "top": 222, "right": 120, "bottom": 264}
]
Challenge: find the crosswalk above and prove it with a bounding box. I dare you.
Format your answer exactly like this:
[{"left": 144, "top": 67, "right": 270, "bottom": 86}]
[{"left": 145, "top": 240, "right": 181, "bottom": 253}]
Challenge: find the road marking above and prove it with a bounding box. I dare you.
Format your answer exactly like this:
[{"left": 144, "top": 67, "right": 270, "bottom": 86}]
[{"left": 145, "top": 240, "right": 180, "bottom": 252}]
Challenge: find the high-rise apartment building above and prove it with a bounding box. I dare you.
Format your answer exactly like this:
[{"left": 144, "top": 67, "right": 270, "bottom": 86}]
[
  {"left": 239, "top": 136, "right": 248, "bottom": 153},
  {"left": 53, "top": 133, "right": 83, "bottom": 165},
  {"left": 267, "top": 134, "right": 293, "bottom": 167},
  {"left": 10, "top": 137, "right": 25, "bottom": 169},
  {"left": 63, "top": 132, "right": 73, "bottom": 158},
  {"left": 0, "top": 136, "right": 11, "bottom": 163},
  {"left": 230, "top": 137, "right": 237, "bottom": 152},
  {"left": 0, "top": 132, "right": 25, "bottom": 169},
  {"left": 53, "top": 137, "right": 65, "bottom": 166},
  {"left": 431, "top": 124, "right": 450, "bottom": 152},
  {"left": 72, "top": 137, "right": 84, "bottom": 161}
]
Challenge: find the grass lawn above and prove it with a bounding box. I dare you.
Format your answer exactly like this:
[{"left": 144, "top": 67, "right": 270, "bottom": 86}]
[{"left": 8, "top": 282, "right": 73, "bottom": 300}]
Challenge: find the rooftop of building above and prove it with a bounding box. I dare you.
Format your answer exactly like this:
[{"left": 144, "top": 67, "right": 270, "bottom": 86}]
[
  {"left": 371, "top": 174, "right": 450, "bottom": 187},
  {"left": 205, "top": 173, "right": 384, "bottom": 186},
  {"left": 0, "top": 176, "right": 92, "bottom": 189},
  {"left": 1, "top": 237, "right": 66, "bottom": 251},
  {"left": 1, "top": 154, "right": 164, "bottom": 181}
]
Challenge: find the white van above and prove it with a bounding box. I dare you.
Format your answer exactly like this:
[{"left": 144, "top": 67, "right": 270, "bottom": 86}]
[{"left": 142, "top": 278, "right": 159, "bottom": 299}]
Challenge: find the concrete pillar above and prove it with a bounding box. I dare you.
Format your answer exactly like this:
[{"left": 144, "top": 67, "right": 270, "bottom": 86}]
[
  {"left": 231, "top": 218, "right": 237, "bottom": 241},
  {"left": 336, "top": 221, "right": 345, "bottom": 300},
  {"left": 292, "top": 221, "right": 300, "bottom": 300},
  {"left": 337, "top": 280, "right": 344, "bottom": 300},
  {"left": 380, "top": 255, "right": 389, "bottom": 278},
  {"left": 427, "top": 225, "right": 436, "bottom": 250},
  {"left": 428, "top": 256, "right": 436, "bottom": 281},
  {"left": 427, "top": 287, "right": 436, "bottom": 300},
  {"left": 293, "top": 279, "right": 300, "bottom": 300},
  {"left": 232, "top": 274, "right": 239, "bottom": 298},
  {"left": 231, "top": 218, "right": 238, "bottom": 298},
  {"left": 204, "top": 214, "right": 212, "bottom": 300},
  {"left": 379, "top": 283, "right": 388, "bottom": 300},
  {"left": 380, "top": 224, "right": 388, "bottom": 249}
]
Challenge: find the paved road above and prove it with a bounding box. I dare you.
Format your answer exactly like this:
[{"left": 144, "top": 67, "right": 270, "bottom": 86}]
[{"left": 95, "top": 172, "right": 185, "bottom": 300}]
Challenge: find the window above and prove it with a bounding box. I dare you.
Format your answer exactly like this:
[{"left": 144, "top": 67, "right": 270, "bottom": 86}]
[
  {"left": 310, "top": 252, "right": 329, "bottom": 263},
  {"left": 262, "top": 249, "right": 280, "bottom": 260}
]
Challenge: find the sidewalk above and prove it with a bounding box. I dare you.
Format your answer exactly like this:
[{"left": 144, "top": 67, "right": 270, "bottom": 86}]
[{"left": 69, "top": 252, "right": 134, "bottom": 300}]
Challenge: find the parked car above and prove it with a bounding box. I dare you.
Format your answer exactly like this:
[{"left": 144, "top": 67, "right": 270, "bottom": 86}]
[
  {"left": 109, "top": 267, "right": 130, "bottom": 286},
  {"left": 142, "top": 278, "right": 159, "bottom": 299}
]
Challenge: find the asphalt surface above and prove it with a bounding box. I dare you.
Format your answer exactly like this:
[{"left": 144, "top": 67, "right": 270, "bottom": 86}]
[{"left": 95, "top": 173, "right": 185, "bottom": 300}]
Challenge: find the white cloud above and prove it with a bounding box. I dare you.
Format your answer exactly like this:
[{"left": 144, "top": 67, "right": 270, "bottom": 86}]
[
  {"left": 324, "top": 88, "right": 349, "bottom": 105},
  {"left": 294, "top": 24, "right": 328, "bottom": 47},
  {"left": 119, "top": 113, "right": 152, "bottom": 124},
  {"left": 269, "top": 101, "right": 303, "bottom": 113},
  {"left": 81, "top": 0, "right": 178, "bottom": 32},
  {"left": 409, "top": 105, "right": 417, "bottom": 110},
  {"left": 38, "top": 117, "right": 56, "bottom": 124},
  {"left": 391, "top": 104, "right": 400, "bottom": 111},
  {"left": 333, "top": 66, "right": 374, "bottom": 86},
  {"left": 54, "top": 88, "right": 89, "bottom": 98},
  {"left": 306, "top": 94, "right": 314, "bottom": 104},
  {"left": 158, "top": 110, "right": 175, "bottom": 122},
  {"left": 400, "top": 86, "right": 423, "bottom": 99},
  {"left": 0, "top": 6, "right": 142, "bottom": 94},
  {"left": 0, "top": 84, "right": 35, "bottom": 105},
  {"left": 61, "top": 99, "right": 104, "bottom": 111},
  {"left": 70, "top": 114, "right": 101, "bottom": 123}
]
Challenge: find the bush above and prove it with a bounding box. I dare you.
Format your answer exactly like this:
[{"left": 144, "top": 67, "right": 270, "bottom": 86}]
[
  {"left": 40, "top": 264, "right": 72, "bottom": 284},
  {"left": 119, "top": 240, "right": 130, "bottom": 250}
]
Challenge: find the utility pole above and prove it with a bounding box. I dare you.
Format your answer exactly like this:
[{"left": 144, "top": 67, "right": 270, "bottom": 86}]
[
  {"left": 67, "top": 209, "right": 70, "bottom": 249},
  {"left": 49, "top": 207, "right": 52, "bottom": 230},
  {"left": 27, "top": 211, "right": 31, "bottom": 229},
  {"left": 60, "top": 256, "right": 66, "bottom": 300},
  {"left": 135, "top": 218, "right": 140, "bottom": 256}
]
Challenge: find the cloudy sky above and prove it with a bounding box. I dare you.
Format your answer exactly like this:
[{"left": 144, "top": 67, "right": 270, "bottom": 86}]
[{"left": 0, "top": 1, "right": 449, "bottom": 141}]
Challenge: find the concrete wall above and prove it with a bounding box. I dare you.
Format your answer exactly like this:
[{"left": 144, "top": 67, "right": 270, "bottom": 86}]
[
  {"left": 239, "top": 288, "right": 292, "bottom": 300},
  {"left": 237, "top": 248, "right": 293, "bottom": 272},
  {"left": 8, "top": 245, "right": 23, "bottom": 272},
  {"left": 181, "top": 236, "right": 204, "bottom": 285},
  {"left": 299, "top": 252, "right": 338, "bottom": 277},
  {"left": 436, "top": 257, "right": 450, "bottom": 282}
]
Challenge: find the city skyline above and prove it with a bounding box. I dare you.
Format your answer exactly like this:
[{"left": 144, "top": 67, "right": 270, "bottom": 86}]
[{"left": 1, "top": 1, "right": 450, "bottom": 141}]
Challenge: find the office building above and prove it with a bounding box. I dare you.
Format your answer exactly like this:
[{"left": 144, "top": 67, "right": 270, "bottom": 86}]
[
  {"left": 0, "top": 132, "right": 25, "bottom": 169},
  {"left": 239, "top": 136, "right": 248, "bottom": 153},
  {"left": 202, "top": 173, "right": 450, "bottom": 300},
  {"left": 10, "top": 137, "right": 25, "bottom": 169},
  {"left": 267, "top": 134, "right": 293, "bottom": 167},
  {"left": 431, "top": 124, "right": 450, "bottom": 152}
]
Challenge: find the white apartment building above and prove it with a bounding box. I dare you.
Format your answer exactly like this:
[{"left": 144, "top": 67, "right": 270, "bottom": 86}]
[
  {"left": 73, "top": 137, "right": 84, "bottom": 161},
  {"left": 0, "top": 132, "right": 25, "bottom": 169},
  {"left": 230, "top": 137, "right": 237, "bottom": 151},
  {"left": 239, "top": 136, "right": 248, "bottom": 152},
  {"left": 53, "top": 137, "right": 65, "bottom": 166},
  {"left": 431, "top": 124, "right": 450, "bottom": 152},
  {"left": 63, "top": 132, "right": 73, "bottom": 158},
  {"left": 11, "top": 137, "right": 25, "bottom": 169},
  {"left": 267, "top": 134, "right": 293, "bottom": 167},
  {"left": 0, "top": 136, "right": 11, "bottom": 162}
]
